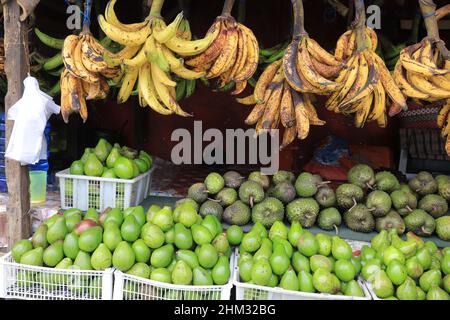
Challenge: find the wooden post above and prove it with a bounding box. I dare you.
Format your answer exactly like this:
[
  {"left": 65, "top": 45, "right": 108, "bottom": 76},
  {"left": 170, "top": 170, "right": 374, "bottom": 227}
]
[{"left": 3, "top": 0, "right": 31, "bottom": 248}]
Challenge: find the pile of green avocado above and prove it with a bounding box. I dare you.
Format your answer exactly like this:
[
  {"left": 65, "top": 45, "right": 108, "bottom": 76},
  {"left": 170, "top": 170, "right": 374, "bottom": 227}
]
[
  {"left": 181, "top": 167, "right": 450, "bottom": 241},
  {"left": 11, "top": 204, "right": 236, "bottom": 299},
  {"left": 69, "top": 138, "right": 153, "bottom": 179},
  {"left": 362, "top": 229, "right": 450, "bottom": 300},
  {"left": 237, "top": 221, "right": 367, "bottom": 298}
]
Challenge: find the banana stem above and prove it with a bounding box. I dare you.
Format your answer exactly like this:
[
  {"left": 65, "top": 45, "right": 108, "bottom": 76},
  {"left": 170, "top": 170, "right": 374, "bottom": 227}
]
[
  {"left": 221, "top": 0, "right": 236, "bottom": 16},
  {"left": 353, "top": 0, "right": 367, "bottom": 52},
  {"left": 291, "top": 0, "right": 306, "bottom": 38},
  {"left": 419, "top": 0, "right": 450, "bottom": 60},
  {"left": 81, "top": 0, "right": 93, "bottom": 31},
  {"left": 150, "top": 0, "right": 165, "bottom": 17}
]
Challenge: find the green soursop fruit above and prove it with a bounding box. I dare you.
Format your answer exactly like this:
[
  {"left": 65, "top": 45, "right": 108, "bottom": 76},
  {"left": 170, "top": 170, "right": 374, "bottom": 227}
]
[
  {"left": 376, "top": 211, "right": 406, "bottom": 235},
  {"left": 436, "top": 176, "right": 450, "bottom": 201},
  {"left": 239, "top": 181, "right": 265, "bottom": 207},
  {"left": 269, "top": 181, "right": 296, "bottom": 204},
  {"left": 272, "top": 171, "right": 296, "bottom": 185},
  {"left": 251, "top": 197, "right": 284, "bottom": 228},
  {"left": 408, "top": 172, "right": 437, "bottom": 196},
  {"left": 435, "top": 216, "right": 450, "bottom": 241},
  {"left": 336, "top": 183, "right": 364, "bottom": 209},
  {"left": 344, "top": 204, "right": 375, "bottom": 233},
  {"left": 403, "top": 209, "right": 436, "bottom": 237},
  {"left": 375, "top": 171, "right": 400, "bottom": 192},
  {"left": 317, "top": 208, "right": 342, "bottom": 231},
  {"left": 222, "top": 201, "right": 251, "bottom": 226},
  {"left": 286, "top": 198, "right": 320, "bottom": 228},
  {"left": 366, "top": 190, "right": 392, "bottom": 217},
  {"left": 215, "top": 188, "right": 238, "bottom": 207},
  {"left": 223, "top": 171, "right": 245, "bottom": 188},
  {"left": 390, "top": 190, "right": 417, "bottom": 216},
  {"left": 347, "top": 164, "right": 375, "bottom": 189},
  {"left": 204, "top": 172, "right": 225, "bottom": 195},
  {"left": 314, "top": 186, "right": 336, "bottom": 208},
  {"left": 187, "top": 183, "right": 208, "bottom": 203},
  {"left": 248, "top": 171, "right": 270, "bottom": 189},
  {"left": 418, "top": 194, "right": 448, "bottom": 219},
  {"left": 295, "top": 172, "right": 320, "bottom": 197},
  {"left": 199, "top": 200, "right": 223, "bottom": 219}
]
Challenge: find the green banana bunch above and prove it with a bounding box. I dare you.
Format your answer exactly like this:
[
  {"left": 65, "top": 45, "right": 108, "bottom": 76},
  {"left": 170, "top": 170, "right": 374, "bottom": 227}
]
[{"left": 176, "top": 79, "right": 197, "bottom": 101}]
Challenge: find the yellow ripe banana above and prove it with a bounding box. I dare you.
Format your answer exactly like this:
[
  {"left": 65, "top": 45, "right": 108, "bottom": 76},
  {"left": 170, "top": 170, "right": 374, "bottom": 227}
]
[
  {"left": 60, "top": 70, "right": 72, "bottom": 123},
  {"left": 185, "top": 19, "right": 226, "bottom": 68},
  {"left": 103, "top": 45, "right": 141, "bottom": 68},
  {"left": 228, "top": 27, "right": 247, "bottom": 81},
  {"left": 207, "top": 21, "right": 239, "bottom": 79},
  {"left": 67, "top": 74, "right": 81, "bottom": 112},
  {"left": 85, "top": 80, "right": 101, "bottom": 100},
  {"left": 138, "top": 63, "right": 173, "bottom": 115},
  {"left": 365, "top": 27, "right": 378, "bottom": 51},
  {"left": 368, "top": 80, "right": 386, "bottom": 121},
  {"left": 354, "top": 94, "right": 374, "bottom": 128},
  {"left": 255, "top": 59, "right": 282, "bottom": 103},
  {"left": 335, "top": 30, "right": 351, "bottom": 61},
  {"left": 338, "top": 52, "right": 370, "bottom": 109},
  {"left": 283, "top": 39, "right": 304, "bottom": 92},
  {"left": 261, "top": 81, "right": 283, "bottom": 130},
  {"left": 98, "top": 14, "right": 150, "bottom": 46},
  {"left": 345, "top": 32, "right": 356, "bottom": 59},
  {"left": 393, "top": 60, "right": 432, "bottom": 100},
  {"left": 310, "top": 56, "right": 342, "bottom": 79},
  {"left": 150, "top": 62, "right": 190, "bottom": 117},
  {"left": 280, "top": 84, "right": 295, "bottom": 128},
  {"left": 151, "top": 63, "right": 177, "bottom": 87},
  {"left": 292, "top": 91, "right": 310, "bottom": 140},
  {"left": 88, "top": 36, "right": 106, "bottom": 55},
  {"left": 429, "top": 74, "right": 450, "bottom": 91},
  {"left": 297, "top": 39, "right": 342, "bottom": 93},
  {"left": 303, "top": 93, "right": 326, "bottom": 125},
  {"left": 236, "top": 94, "right": 257, "bottom": 105},
  {"left": 123, "top": 38, "right": 151, "bottom": 68},
  {"left": 245, "top": 99, "right": 267, "bottom": 125},
  {"left": 437, "top": 100, "right": 450, "bottom": 128},
  {"left": 326, "top": 55, "right": 359, "bottom": 111},
  {"left": 232, "top": 80, "right": 248, "bottom": 95},
  {"left": 377, "top": 112, "right": 388, "bottom": 128},
  {"left": 165, "top": 24, "right": 219, "bottom": 57},
  {"left": 105, "top": 0, "right": 149, "bottom": 32},
  {"left": 172, "top": 64, "right": 205, "bottom": 80},
  {"left": 233, "top": 23, "right": 259, "bottom": 82},
  {"left": 306, "top": 37, "right": 341, "bottom": 67},
  {"left": 446, "top": 135, "right": 450, "bottom": 156},
  {"left": 372, "top": 53, "right": 407, "bottom": 109},
  {"left": 407, "top": 71, "right": 450, "bottom": 99},
  {"left": 400, "top": 45, "right": 450, "bottom": 77},
  {"left": 75, "top": 79, "right": 88, "bottom": 122},
  {"left": 81, "top": 37, "right": 107, "bottom": 73},
  {"left": 443, "top": 60, "right": 450, "bottom": 81},
  {"left": 153, "top": 13, "right": 184, "bottom": 44},
  {"left": 72, "top": 36, "right": 99, "bottom": 83},
  {"left": 117, "top": 66, "right": 139, "bottom": 103},
  {"left": 161, "top": 44, "right": 184, "bottom": 69},
  {"left": 62, "top": 35, "right": 80, "bottom": 76},
  {"left": 280, "top": 126, "right": 297, "bottom": 150}
]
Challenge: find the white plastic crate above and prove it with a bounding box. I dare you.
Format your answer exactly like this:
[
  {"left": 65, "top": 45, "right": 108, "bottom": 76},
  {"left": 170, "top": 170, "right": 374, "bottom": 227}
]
[
  {"left": 56, "top": 167, "right": 153, "bottom": 211},
  {"left": 233, "top": 239, "right": 373, "bottom": 300},
  {"left": 0, "top": 252, "right": 114, "bottom": 300},
  {"left": 112, "top": 254, "right": 234, "bottom": 300}
]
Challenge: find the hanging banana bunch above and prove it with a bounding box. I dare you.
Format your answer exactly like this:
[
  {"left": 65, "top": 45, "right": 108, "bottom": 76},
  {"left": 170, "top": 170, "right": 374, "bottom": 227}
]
[
  {"left": 334, "top": 27, "right": 378, "bottom": 61},
  {"left": 185, "top": 0, "right": 259, "bottom": 95},
  {"left": 98, "top": 0, "right": 216, "bottom": 116},
  {"left": 237, "top": 0, "right": 343, "bottom": 149},
  {"left": 438, "top": 99, "right": 450, "bottom": 155},
  {"left": 325, "top": 0, "right": 407, "bottom": 129}
]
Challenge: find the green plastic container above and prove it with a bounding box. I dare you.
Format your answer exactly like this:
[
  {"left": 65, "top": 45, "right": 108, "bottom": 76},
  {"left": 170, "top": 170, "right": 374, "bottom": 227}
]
[{"left": 29, "top": 170, "right": 47, "bottom": 204}]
